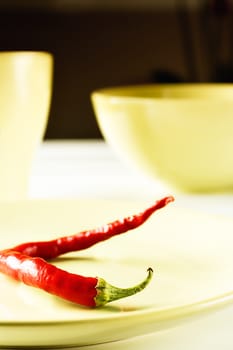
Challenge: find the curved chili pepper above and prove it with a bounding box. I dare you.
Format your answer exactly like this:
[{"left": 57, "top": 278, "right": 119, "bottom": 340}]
[
  {"left": 0, "top": 249, "right": 153, "bottom": 307},
  {"left": 12, "top": 196, "right": 174, "bottom": 260},
  {"left": 0, "top": 196, "right": 174, "bottom": 307}
]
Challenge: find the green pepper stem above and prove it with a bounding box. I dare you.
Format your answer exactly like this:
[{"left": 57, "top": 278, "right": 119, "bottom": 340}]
[{"left": 95, "top": 267, "right": 153, "bottom": 307}]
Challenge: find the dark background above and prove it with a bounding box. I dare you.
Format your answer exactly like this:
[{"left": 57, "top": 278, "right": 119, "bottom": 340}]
[{"left": 0, "top": 0, "right": 232, "bottom": 138}]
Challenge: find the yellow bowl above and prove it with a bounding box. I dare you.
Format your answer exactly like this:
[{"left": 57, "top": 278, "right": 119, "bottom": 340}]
[{"left": 91, "top": 84, "right": 233, "bottom": 193}]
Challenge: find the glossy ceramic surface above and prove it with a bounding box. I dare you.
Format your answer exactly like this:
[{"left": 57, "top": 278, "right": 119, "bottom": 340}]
[
  {"left": 91, "top": 84, "right": 233, "bottom": 192},
  {"left": 0, "top": 198, "right": 233, "bottom": 347}
]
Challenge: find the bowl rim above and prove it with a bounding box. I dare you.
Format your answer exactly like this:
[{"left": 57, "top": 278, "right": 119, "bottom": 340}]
[{"left": 91, "top": 83, "right": 233, "bottom": 102}]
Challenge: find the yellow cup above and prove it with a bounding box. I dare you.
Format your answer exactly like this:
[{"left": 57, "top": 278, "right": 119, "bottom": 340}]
[{"left": 0, "top": 51, "right": 53, "bottom": 200}]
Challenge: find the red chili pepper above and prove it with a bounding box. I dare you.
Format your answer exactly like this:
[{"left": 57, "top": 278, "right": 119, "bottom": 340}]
[
  {"left": 0, "top": 196, "right": 174, "bottom": 307},
  {"left": 12, "top": 196, "right": 174, "bottom": 259},
  {"left": 0, "top": 249, "right": 153, "bottom": 307}
]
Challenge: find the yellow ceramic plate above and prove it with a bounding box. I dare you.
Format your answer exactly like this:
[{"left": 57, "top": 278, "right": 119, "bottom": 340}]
[{"left": 0, "top": 199, "right": 233, "bottom": 348}]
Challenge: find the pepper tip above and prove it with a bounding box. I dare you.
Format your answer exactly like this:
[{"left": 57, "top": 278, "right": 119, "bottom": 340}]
[{"left": 166, "top": 195, "right": 175, "bottom": 204}]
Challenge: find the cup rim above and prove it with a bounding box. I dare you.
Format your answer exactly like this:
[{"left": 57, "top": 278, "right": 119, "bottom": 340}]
[{"left": 0, "top": 50, "right": 53, "bottom": 58}]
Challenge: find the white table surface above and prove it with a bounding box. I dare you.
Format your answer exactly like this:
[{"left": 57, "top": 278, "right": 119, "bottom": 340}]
[
  {"left": 30, "top": 139, "right": 233, "bottom": 217},
  {"left": 21, "top": 140, "right": 233, "bottom": 349}
]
